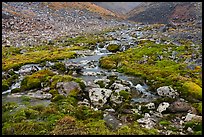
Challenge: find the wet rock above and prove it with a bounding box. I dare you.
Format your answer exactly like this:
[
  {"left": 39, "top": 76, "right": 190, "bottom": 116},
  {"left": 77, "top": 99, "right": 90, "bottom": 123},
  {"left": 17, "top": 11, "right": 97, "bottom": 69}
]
[
  {"left": 56, "top": 81, "right": 81, "bottom": 97},
  {"left": 18, "top": 64, "right": 40, "bottom": 75},
  {"left": 103, "top": 114, "right": 122, "bottom": 130},
  {"left": 89, "top": 88, "right": 112, "bottom": 107},
  {"left": 27, "top": 90, "right": 52, "bottom": 99},
  {"left": 65, "top": 62, "right": 83, "bottom": 74},
  {"left": 110, "top": 83, "right": 130, "bottom": 92},
  {"left": 157, "top": 86, "right": 179, "bottom": 98},
  {"left": 157, "top": 102, "right": 170, "bottom": 113},
  {"left": 82, "top": 71, "right": 97, "bottom": 76}
]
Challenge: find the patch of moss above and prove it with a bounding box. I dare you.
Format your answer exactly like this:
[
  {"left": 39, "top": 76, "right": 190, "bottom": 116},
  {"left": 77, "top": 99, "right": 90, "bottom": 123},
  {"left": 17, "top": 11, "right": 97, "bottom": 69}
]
[
  {"left": 2, "top": 121, "right": 51, "bottom": 135},
  {"left": 52, "top": 62, "right": 66, "bottom": 72},
  {"left": 2, "top": 79, "right": 9, "bottom": 91},
  {"left": 119, "top": 90, "right": 131, "bottom": 100},
  {"left": 107, "top": 44, "right": 120, "bottom": 52},
  {"left": 2, "top": 102, "right": 18, "bottom": 112},
  {"left": 99, "top": 42, "right": 201, "bottom": 101},
  {"left": 99, "top": 57, "right": 117, "bottom": 69},
  {"left": 21, "top": 69, "right": 55, "bottom": 91},
  {"left": 192, "top": 103, "right": 202, "bottom": 115},
  {"left": 2, "top": 45, "right": 84, "bottom": 71},
  {"left": 182, "top": 81, "right": 202, "bottom": 100},
  {"left": 159, "top": 120, "right": 171, "bottom": 126}
]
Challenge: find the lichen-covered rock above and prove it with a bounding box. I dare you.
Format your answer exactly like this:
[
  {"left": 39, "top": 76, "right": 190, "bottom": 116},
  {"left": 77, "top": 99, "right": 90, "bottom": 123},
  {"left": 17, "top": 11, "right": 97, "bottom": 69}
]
[
  {"left": 157, "top": 86, "right": 179, "bottom": 98},
  {"left": 89, "top": 88, "right": 112, "bottom": 107},
  {"left": 157, "top": 102, "right": 170, "bottom": 113},
  {"left": 56, "top": 81, "right": 81, "bottom": 97},
  {"left": 145, "top": 103, "right": 155, "bottom": 110}
]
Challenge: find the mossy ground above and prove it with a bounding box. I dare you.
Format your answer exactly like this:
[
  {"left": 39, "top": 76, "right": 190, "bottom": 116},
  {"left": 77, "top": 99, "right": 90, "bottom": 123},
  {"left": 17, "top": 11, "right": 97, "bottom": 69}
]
[{"left": 99, "top": 41, "right": 202, "bottom": 101}]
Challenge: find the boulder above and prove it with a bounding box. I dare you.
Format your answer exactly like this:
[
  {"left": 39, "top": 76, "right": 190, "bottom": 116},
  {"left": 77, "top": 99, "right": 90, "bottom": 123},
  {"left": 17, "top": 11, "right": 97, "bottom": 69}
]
[
  {"left": 157, "top": 102, "right": 170, "bottom": 113},
  {"left": 103, "top": 114, "right": 122, "bottom": 130},
  {"left": 157, "top": 86, "right": 179, "bottom": 98},
  {"left": 168, "top": 101, "right": 194, "bottom": 113},
  {"left": 89, "top": 88, "right": 112, "bottom": 107},
  {"left": 184, "top": 113, "right": 202, "bottom": 122},
  {"left": 56, "top": 81, "right": 81, "bottom": 97}
]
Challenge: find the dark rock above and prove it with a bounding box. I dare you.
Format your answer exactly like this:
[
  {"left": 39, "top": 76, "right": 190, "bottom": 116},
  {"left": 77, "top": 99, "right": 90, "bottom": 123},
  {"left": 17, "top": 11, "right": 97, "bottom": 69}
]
[{"left": 168, "top": 101, "right": 194, "bottom": 113}]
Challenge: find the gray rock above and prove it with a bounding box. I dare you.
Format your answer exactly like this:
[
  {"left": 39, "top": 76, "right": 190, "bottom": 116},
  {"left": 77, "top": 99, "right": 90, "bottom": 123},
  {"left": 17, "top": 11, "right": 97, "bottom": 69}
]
[
  {"left": 103, "top": 114, "right": 122, "bottom": 130},
  {"left": 56, "top": 81, "right": 81, "bottom": 97},
  {"left": 145, "top": 103, "right": 155, "bottom": 109},
  {"left": 168, "top": 101, "right": 193, "bottom": 113},
  {"left": 184, "top": 113, "right": 202, "bottom": 122},
  {"left": 157, "top": 86, "right": 179, "bottom": 98},
  {"left": 157, "top": 102, "right": 170, "bottom": 113},
  {"left": 89, "top": 88, "right": 112, "bottom": 107},
  {"left": 137, "top": 117, "right": 156, "bottom": 129}
]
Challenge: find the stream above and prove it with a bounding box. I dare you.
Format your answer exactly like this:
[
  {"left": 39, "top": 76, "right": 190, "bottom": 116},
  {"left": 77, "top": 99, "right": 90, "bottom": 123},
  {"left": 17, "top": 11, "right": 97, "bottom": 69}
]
[{"left": 2, "top": 27, "right": 159, "bottom": 107}]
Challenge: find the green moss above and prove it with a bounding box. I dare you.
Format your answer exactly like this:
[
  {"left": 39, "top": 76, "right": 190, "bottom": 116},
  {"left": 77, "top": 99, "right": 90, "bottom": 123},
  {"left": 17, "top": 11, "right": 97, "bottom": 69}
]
[
  {"left": 2, "top": 79, "right": 9, "bottom": 91},
  {"left": 182, "top": 81, "right": 202, "bottom": 100},
  {"left": 52, "top": 62, "right": 66, "bottom": 72},
  {"left": 192, "top": 103, "right": 202, "bottom": 115},
  {"left": 2, "top": 102, "right": 18, "bottom": 112},
  {"left": 74, "top": 105, "right": 103, "bottom": 120},
  {"left": 99, "top": 42, "right": 201, "bottom": 100},
  {"left": 21, "top": 95, "right": 31, "bottom": 102},
  {"left": 95, "top": 81, "right": 105, "bottom": 88},
  {"left": 184, "top": 120, "right": 202, "bottom": 132},
  {"left": 2, "top": 45, "right": 82, "bottom": 71},
  {"left": 52, "top": 94, "right": 66, "bottom": 102},
  {"left": 50, "top": 75, "right": 73, "bottom": 89},
  {"left": 21, "top": 69, "right": 55, "bottom": 91},
  {"left": 159, "top": 120, "right": 171, "bottom": 126},
  {"left": 11, "top": 88, "right": 21, "bottom": 93},
  {"left": 80, "top": 119, "right": 112, "bottom": 135},
  {"left": 107, "top": 44, "right": 120, "bottom": 52},
  {"left": 119, "top": 90, "right": 131, "bottom": 100},
  {"left": 99, "top": 57, "right": 117, "bottom": 69},
  {"left": 2, "top": 121, "right": 51, "bottom": 135}
]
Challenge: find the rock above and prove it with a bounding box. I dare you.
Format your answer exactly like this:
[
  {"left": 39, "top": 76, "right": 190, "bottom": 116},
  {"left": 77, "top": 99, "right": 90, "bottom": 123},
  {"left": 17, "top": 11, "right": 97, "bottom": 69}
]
[
  {"left": 89, "top": 88, "right": 112, "bottom": 107},
  {"left": 184, "top": 113, "right": 202, "bottom": 122},
  {"left": 110, "top": 83, "right": 130, "bottom": 92},
  {"left": 145, "top": 103, "right": 155, "bottom": 109},
  {"left": 157, "top": 102, "right": 170, "bottom": 113},
  {"left": 168, "top": 101, "right": 194, "bottom": 113},
  {"left": 27, "top": 90, "right": 52, "bottom": 99},
  {"left": 103, "top": 114, "right": 122, "bottom": 130},
  {"left": 157, "top": 86, "right": 179, "bottom": 98},
  {"left": 135, "top": 84, "right": 146, "bottom": 93},
  {"left": 56, "top": 81, "right": 81, "bottom": 97},
  {"left": 82, "top": 71, "right": 97, "bottom": 76},
  {"left": 137, "top": 117, "right": 156, "bottom": 129},
  {"left": 94, "top": 78, "right": 110, "bottom": 88}
]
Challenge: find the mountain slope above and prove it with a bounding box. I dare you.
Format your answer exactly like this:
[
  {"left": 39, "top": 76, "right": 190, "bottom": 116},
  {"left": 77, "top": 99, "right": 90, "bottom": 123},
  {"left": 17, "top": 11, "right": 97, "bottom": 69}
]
[
  {"left": 127, "top": 2, "right": 202, "bottom": 24},
  {"left": 93, "top": 2, "right": 141, "bottom": 15},
  {"left": 2, "top": 2, "right": 124, "bottom": 47}
]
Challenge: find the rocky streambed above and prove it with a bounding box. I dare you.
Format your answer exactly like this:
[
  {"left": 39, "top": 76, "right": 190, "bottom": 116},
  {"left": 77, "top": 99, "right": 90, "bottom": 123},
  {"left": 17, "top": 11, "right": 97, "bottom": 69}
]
[{"left": 2, "top": 25, "right": 202, "bottom": 135}]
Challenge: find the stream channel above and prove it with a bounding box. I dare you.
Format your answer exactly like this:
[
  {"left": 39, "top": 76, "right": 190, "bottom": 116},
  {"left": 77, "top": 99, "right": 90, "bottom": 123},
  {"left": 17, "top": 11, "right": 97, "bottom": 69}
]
[{"left": 2, "top": 27, "right": 159, "bottom": 108}]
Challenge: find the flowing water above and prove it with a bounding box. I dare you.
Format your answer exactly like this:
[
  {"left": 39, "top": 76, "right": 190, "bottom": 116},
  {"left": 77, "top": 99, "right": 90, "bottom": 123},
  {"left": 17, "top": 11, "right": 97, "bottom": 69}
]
[{"left": 2, "top": 28, "right": 159, "bottom": 106}]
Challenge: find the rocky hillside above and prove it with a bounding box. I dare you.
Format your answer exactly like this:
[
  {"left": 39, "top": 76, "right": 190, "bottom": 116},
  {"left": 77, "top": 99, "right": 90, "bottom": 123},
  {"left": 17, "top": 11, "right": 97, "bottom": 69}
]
[
  {"left": 127, "top": 2, "right": 202, "bottom": 24},
  {"left": 93, "top": 2, "right": 141, "bottom": 15},
  {"left": 2, "top": 2, "right": 125, "bottom": 47}
]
